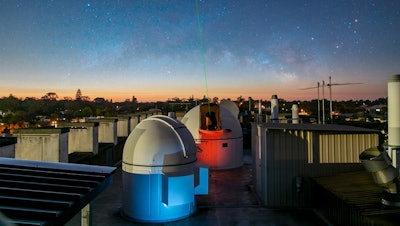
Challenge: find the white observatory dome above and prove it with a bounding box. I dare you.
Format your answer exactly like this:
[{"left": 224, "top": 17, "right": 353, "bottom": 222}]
[
  {"left": 181, "top": 102, "right": 243, "bottom": 169},
  {"left": 123, "top": 115, "right": 197, "bottom": 173},
  {"left": 220, "top": 100, "right": 240, "bottom": 118},
  {"left": 182, "top": 104, "right": 242, "bottom": 140},
  {"left": 121, "top": 115, "right": 209, "bottom": 223}
]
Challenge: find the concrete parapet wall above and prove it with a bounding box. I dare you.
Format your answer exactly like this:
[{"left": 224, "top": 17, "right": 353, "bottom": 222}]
[
  {"left": 57, "top": 122, "right": 99, "bottom": 154},
  {"left": 13, "top": 128, "right": 69, "bottom": 163},
  {"left": 109, "top": 116, "right": 131, "bottom": 137},
  {"left": 128, "top": 114, "right": 141, "bottom": 132},
  {"left": 85, "top": 119, "right": 118, "bottom": 145}
]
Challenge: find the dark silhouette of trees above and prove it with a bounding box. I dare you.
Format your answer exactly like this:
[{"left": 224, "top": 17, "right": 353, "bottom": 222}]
[
  {"left": 75, "top": 89, "right": 82, "bottom": 100},
  {"left": 0, "top": 92, "right": 388, "bottom": 128},
  {"left": 81, "top": 106, "right": 94, "bottom": 117},
  {"left": 42, "top": 92, "right": 58, "bottom": 100},
  {"left": 0, "top": 94, "right": 21, "bottom": 112}
]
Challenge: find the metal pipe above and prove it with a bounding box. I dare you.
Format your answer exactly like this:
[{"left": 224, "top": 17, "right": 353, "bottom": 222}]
[
  {"left": 271, "top": 95, "right": 279, "bottom": 123},
  {"left": 388, "top": 75, "right": 400, "bottom": 148},
  {"left": 388, "top": 74, "right": 400, "bottom": 168},
  {"left": 292, "top": 104, "right": 299, "bottom": 124}
]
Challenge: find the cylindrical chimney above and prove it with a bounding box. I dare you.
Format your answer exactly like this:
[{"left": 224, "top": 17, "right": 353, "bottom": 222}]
[
  {"left": 257, "top": 100, "right": 263, "bottom": 122},
  {"left": 388, "top": 74, "right": 400, "bottom": 168},
  {"left": 292, "top": 104, "right": 299, "bottom": 124},
  {"left": 271, "top": 95, "right": 279, "bottom": 123},
  {"left": 388, "top": 74, "right": 400, "bottom": 147}
]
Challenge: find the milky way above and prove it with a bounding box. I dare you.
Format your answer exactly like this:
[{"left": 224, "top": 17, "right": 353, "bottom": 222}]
[{"left": 0, "top": 0, "right": 399, "bottom": 101}]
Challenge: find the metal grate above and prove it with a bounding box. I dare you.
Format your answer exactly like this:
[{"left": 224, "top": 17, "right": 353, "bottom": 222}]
[{"left": 0, "top": 157, "right": 116, "bottom": 226}]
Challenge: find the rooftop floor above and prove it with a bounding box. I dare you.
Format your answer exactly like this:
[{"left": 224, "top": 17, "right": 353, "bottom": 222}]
[
  {"left": 66, "top": 152, "right": 327, "bottom": 226},
  {"left": 313, "top": 170, "right": 400, "bottom": 226}
]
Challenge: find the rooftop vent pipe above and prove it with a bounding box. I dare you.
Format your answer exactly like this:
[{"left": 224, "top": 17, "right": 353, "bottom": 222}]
[
  {"left": 360, "top": 146, "right": 400, "bottom": 206},
  {"left": 388, "top": 74, "right": 400, "bottom": 167},
  {"left": 292, "top": 104, "right": 299, "bottom": 124},
  {"left": 271, "top": 95, "right": 279, "bottom": 123}
]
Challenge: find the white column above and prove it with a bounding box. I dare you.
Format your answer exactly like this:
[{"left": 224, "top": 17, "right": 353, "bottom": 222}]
[
  {"left": 388, "top": 74, "right": 400, "bottom": 168},
  {"left": 271, "top": 95, "right": 279, "bottom": 123},
  {"left": 292, "top": 104, "right": 299, "bottom": 124}
]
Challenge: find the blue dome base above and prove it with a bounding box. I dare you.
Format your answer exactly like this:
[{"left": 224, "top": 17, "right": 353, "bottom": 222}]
[{"left": 121, "top": 172, "right": 197, "bottom": 223}]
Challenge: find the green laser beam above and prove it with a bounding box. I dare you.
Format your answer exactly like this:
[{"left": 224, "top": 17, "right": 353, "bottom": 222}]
[{"left": 195, "top": 0, "right": 211, "bottom": 113}]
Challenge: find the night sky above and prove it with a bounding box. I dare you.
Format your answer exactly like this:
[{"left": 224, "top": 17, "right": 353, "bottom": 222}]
[{"left": 1, "top": 0, "right": 399, "bottom": 102}]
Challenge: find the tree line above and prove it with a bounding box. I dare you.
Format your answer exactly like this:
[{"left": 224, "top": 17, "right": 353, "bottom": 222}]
[{"left": 0, "top": 93, "right": 388, "bottom": 128}]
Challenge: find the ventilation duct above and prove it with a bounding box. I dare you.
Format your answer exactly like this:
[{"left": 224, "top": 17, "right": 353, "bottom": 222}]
[{"left": 360, "top": 146, "right": 400, "bottom": 207}]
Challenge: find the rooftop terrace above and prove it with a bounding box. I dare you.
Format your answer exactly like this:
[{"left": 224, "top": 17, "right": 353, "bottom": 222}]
[{"left": 65, "top": 149, "right": 328, "bottom": 226}]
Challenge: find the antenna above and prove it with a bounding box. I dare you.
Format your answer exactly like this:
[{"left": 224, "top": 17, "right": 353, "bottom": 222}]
[
  {"left": 327, "top": 76, "right": 363, "bottom": 123},
  {"left": 300, "top": 76, "right": 363, "bottom": 124}
]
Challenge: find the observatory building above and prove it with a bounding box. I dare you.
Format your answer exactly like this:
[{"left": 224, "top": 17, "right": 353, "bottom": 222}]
[
  {"left": 121, "top": 115, "right": 208, "bottom": 223},
  {"left": 182, "top": 100, "right": 243, "bottom": 169}
]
